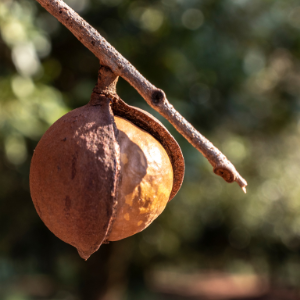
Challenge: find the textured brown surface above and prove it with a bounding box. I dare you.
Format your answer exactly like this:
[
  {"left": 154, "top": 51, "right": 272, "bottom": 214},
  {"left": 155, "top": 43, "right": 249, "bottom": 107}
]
[
  {"left": 109, "top": 117, "right": 173, "bottom": 241},
  {"left": 30, "top": 97, "right": 120, "bottom": 260},
  {"left": 111, "top": 97, "right": 184, "bottom": 201}
]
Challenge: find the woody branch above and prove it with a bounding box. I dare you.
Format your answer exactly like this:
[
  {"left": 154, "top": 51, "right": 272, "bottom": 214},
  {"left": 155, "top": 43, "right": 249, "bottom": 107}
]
[{"left": 34, "top": 0, "right": 247, "bottom": 192}]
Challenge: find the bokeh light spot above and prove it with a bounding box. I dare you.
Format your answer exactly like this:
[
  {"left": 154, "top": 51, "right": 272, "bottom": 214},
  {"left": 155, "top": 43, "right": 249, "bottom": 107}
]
[
  {"left": 244, "top": 50, "right": 266, "bottom": 75},
  {"left": 1, "top": 21, "right": 27, "bottom": 46},
  {"left": 11, "top": 76, "right": 35, "bottom": 99},
  {"left": 261, "top": 180, "right": 283, "bottom": 202},
  {"left": 181, "top": 9, "right": 204, "bottom": 30},
  {"left": 288, "top": 7, "right": 300, "bottom": 29},
  {"left": 64, "top": 0, "right": 90, "bottom": 13},
  {"left": 32, "top": 34, "right": 51, "bottom": 58},
  {"left": 4, "top": 135, "right": 27, "bottom": 165},
  {"left": 12, "top": 43, "right": 41, "bottom": 77},
  {"left": 222, "top": 138, "right": 247, "bottom": 163},
  {"left": 140, "top": 8, "right": 164, "bottom": 32}
]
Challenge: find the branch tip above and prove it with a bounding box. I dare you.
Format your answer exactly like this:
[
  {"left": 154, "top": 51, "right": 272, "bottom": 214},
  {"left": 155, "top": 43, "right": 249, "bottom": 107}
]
[{"left": 236, "top": 176, "right": 248, "bottom": 193}]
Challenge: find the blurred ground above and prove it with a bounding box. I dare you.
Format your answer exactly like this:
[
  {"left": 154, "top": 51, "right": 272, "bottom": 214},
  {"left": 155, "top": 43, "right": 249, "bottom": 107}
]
[{"left": 147, "top": 271, "right": 300, "bottom": 300}]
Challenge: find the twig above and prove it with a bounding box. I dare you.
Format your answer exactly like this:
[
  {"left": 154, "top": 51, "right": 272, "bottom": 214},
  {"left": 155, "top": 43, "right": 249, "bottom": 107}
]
[{"left": 34, "top": 0, "right": 247, "bottom": 192}]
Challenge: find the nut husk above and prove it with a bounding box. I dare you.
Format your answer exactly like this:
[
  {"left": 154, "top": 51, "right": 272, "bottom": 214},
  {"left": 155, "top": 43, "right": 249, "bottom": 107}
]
[
  {"left": 30, "top": 66, "right": 184, "bottom": 259},
  {"left": 30, "top": 97, "right": 120, "bottom": 259},
  {"left": 108, "top": 116, "right": 174, "bottom": 241},
  {"left": 30, "top": 69, "right": 184, "bottom": 260},
  {"left": 111, "top": 97, "right": 184, "bottom": 202}
]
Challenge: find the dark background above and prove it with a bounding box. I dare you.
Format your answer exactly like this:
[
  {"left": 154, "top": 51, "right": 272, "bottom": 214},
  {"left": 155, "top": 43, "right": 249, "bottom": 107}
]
[{"left": 1, "top": 0, "right": 300, "bottom": 299}]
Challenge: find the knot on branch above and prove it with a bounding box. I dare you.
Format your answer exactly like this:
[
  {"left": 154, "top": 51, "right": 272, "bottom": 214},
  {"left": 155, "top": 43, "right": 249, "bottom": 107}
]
[
  {"left": 213, "top": 167, "right": 235, "bottom": 183},
  {"left": 151, "top": 89, "right": 165, "bottom": 105}
]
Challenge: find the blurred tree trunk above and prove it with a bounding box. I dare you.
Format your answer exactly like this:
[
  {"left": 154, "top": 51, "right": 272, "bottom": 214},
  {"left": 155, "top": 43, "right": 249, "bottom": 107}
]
[{"left": 80, "top": 239, "right": 132, "bottom": 300}]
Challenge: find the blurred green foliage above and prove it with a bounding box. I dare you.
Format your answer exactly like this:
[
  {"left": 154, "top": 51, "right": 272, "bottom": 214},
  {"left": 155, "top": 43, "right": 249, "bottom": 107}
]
[{"left": 1, "top": 0, "right": 300, "bottom": 299}]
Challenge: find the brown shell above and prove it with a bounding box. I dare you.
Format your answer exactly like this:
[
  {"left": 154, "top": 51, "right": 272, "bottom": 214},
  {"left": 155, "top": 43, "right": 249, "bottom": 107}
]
[
  {"left": 30, "top": 96, "right": 120, "bottom": 260},
  {"left": 108, "top": 116, "right": 174, "bottom": 241},
  {"left": 111, "top": 97, "right": 184, "bottom": 201},
  {"left": 30, "top": 93, "right": 184, "bottom": 259}
]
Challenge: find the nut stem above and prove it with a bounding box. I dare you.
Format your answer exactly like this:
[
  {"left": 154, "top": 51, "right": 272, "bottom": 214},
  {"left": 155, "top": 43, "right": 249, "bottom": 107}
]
[{"left": 34, "top": 0, "right": 247, "bottom": 192}]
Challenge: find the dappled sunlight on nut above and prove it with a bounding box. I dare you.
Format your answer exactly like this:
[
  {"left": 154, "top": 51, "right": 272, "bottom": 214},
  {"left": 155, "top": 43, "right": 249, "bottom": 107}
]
[{"left": 108, "top": 117, "right": 173, "bottom": 241}]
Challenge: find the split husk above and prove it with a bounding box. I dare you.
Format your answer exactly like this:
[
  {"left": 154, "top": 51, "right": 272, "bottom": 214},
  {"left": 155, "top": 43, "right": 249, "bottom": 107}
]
[{"left": 30, "top": 69, "right": 184, "bottom": 259}]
